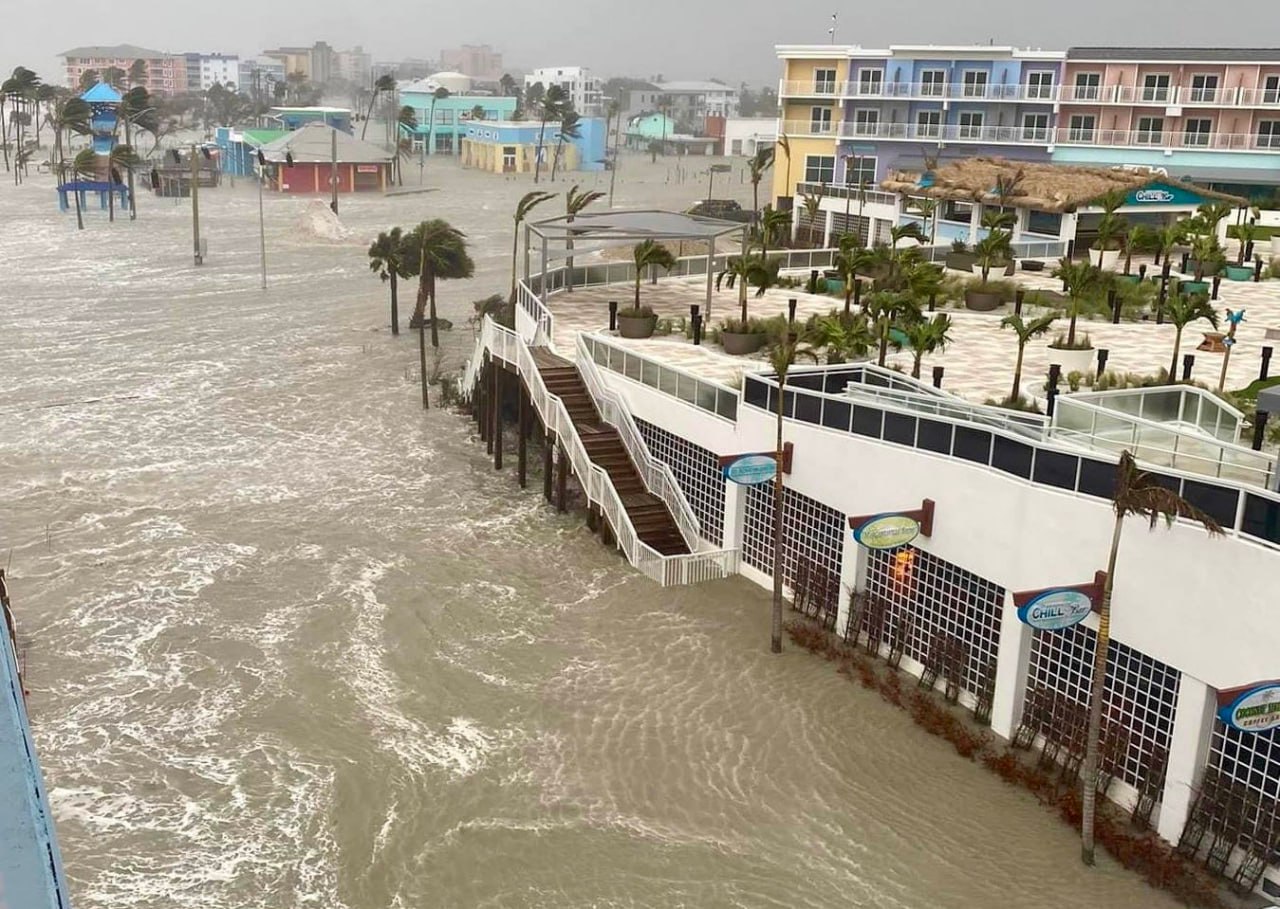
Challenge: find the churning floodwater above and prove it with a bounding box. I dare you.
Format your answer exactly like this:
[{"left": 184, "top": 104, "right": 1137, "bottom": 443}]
[{"left": 1, "top": 156, "right": 1178, "bottom": 908}]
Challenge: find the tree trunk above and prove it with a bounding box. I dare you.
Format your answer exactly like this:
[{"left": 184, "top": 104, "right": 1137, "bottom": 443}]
[
  {"left": 418, "top": 314, "right": 429, "bottom": 410},
  {"left": 843, "top": 286, "right": 853, "bottom": 315},
  {"left": 912, "top": 354, "right": 923, "bottom": 379},
  {"left": 1081, "top": 511, "right": 1124, "bottom": 865},
  {"left": 634, "top": 272, "right": 641, "bottom": 309},
  {"left": 428, "top": 272, "right": 440, "bottom": 348},
  {"left": 510, "top": 224, "right": 521, "bottom": 304},
  {"left": 739, "top": 280, "right": 748, "bottom": 326},
  {"left": 1, "top": 97, "right": 10, "bottom": 173},
  {"left": 771, "top": 367, "right": 786, "bottom": 654},
  {"left": 534, "top": 117, "right": 547, "bottom": 183},
  {"left": 878, "top": 331, "right": 889, "bottom": 367},
  {"left": 1067, "top": 312, "right": 1078, "bottom": 348},
  {"left": 1011, "top": 344, "right": 1025, "bottom": 404},
  {"left": 390, "top": 271, "right": 400, "bottom": 335},
  {"left": 1169, "top": 326, "right": 1183, "bottom": 384}
]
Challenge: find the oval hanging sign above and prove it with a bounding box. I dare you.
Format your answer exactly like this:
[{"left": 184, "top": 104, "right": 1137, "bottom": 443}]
[
  {"left": 1017, "top": 589, "right": 1093, "bottom": 631},
  {"left": 852, "top": 514, "right": 920, "bottom": 550},
  {"left": 1219, "top": 684, "right": 1280, "bottom": 733},
  {"left": 724, "top": 454, "right": 777, "bottom": 486}
]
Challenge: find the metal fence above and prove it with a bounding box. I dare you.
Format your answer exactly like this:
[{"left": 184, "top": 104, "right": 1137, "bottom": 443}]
[{"left": 582, "top": 333, "right": 742, "bottom": 422}]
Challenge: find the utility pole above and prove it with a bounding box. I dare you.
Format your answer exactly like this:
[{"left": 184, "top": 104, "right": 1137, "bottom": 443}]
[
  {"left": 330, "top": 127, "right": 339, "bottom": 215},
  {"left": 191, "top": 144, "right": 203, "bottom": 266},
  {"left": 255, "top": 151, "right": 268, "bottom": 289}
]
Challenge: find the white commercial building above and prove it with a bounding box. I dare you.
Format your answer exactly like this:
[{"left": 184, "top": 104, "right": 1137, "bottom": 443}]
[
  {"left": 197, "top": 54, "right": 239, "bottom": 91},
  {"left": 653, "top": 80, "right": 740, "bottom": 121},
  {"left": 723, "top": 117, "right": 776, "bottom": 157},
  {"left": 525, "top": 66, "right": 603, "bottom": 116}
]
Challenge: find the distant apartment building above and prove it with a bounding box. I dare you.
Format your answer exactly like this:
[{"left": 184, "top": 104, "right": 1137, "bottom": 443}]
[
  {"left": 652, "top": 80, "right": 740, "bottom": 126},
  {"left": 334, "top": 46, "right": 372, "bottom": 86},
  {"left": 238, "top": 58, "right": 287, "bottom": 98},
  {"left": 61, "top": 44, "right": 187, "bottom": 94},
  {"left": 372, "top": 58, "right": 435, "bottom": 81},
  {"left": 440, "top": 44, "right": 504, "bottom": 82},
  {"left": 181, "top": 53, "right": 240, "bottom": 92},
  {"left": 772, "top": 43, "right": 1280, "bottom": 214},
  {"left": 526, "top": 66, "right": 604, "bottom": 116},
  {"left": 262, "top": 41, "right": 335, "bottom": 83}
]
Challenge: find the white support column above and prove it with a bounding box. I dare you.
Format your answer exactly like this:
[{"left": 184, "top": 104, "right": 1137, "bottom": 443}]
[
  {"left": 722, "top": 479, "right": 747, "bottom": 556},
  {"left": 835, "top": 531, "right": 861, "bottom": 636},
  {"left": 968, "top": 202, "right": 982, "bottom": 246},
  {"left": 1013, "top": 207, "right": 1028, "bottom": 243},
  {"left": 1156, "top": 676, "right": 1217, "bottom": 844},
  {"left": 822, "top": 210, "right": 835, "bottom": 249},
  {"left": 1059, "top": 211, "right": 1079, "bottom": 252},
  {"left": 989, "top": 593, "right": 1033, "bottom": 741},
  {"left": 791, "top": 200, "right": 802, "bottom": 243}
]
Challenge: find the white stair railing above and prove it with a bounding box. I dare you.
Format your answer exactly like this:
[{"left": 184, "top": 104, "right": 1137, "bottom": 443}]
[
  {"left": 475, "top": 316, "right": 737, "bottom": 587},
  {"left": 575, "top": 333, "right": 703, "bottom": 553}
]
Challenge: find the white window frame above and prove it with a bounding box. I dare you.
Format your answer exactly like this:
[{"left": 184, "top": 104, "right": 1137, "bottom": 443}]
[
  {"left": 804, "top": 154, "right": 836, "bottom": 184},
  {"left": 1141, "top": 73, "right": 1172, "bottom": 103},
  {"left": 856, "top": 68, "right": 884, "bottom": 96},
  {"left": 920, "top": 69, "right": 946, "bottom": 97},
  {"left": 1182, "top": 117, "right": 1213, "bottom": 147},
  {"left": 1136, "top": 116, "right": 1165, "bottom": 145},
  {"left": 1264, "top": 74, "right": 1280, "bottom": 104},
  {"left": 957, "top": 110, "right": 985, "bottom": 138},
  {"left": 1068, "top": 114, "right": 1097, "bottom": 142},
  {"left": 962, "top": 69, "right": 989, "bottom": 98},
  {"left": 809, "top": 106, "right": 833, "bottom": 133},
  {"left": 915, "top": 109, "right": 942, "bottom": 138},
  {"left": 1188, "top": 73, "right": 1219, "bottom": 104},
  {"left": 814, "top": 68, "right": 837, "bottom": 95},
  {"left": 852, "top": 107, "right": 880, "bottom": 136},
  {"left": 1257, "top": 120, "right": 1280, "bottom": 149},
  {"left": 1073, "top": 71, "right": 1102, "bottom": 101},
  {"left": 1021, "top": 112, "right": 1050, "bottom": 141},
  {"left": 843, "top": 155, "right": 876, "bottom": 187},
  {"left": 1026, "top": 70, "right": 1056, "bottom": 100}
]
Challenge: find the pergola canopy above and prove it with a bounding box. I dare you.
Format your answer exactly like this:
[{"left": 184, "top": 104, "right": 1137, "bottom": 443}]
[{"left": 529, "top": 209, "right": 745, "bottom": 244}]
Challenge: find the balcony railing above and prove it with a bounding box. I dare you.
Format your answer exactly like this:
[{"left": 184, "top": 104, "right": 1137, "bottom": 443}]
[
  {"left": 779, "top": 79, "right": 841, "bottom": 97},
  {"left": 782, "top": 80, "right": 1064, "bottom": 101},
  {"left": 836, "top": 121, "right": 1056, "bottom": 145},
  {"left": 1060, "top": 84, "right": 1280, "bottom": 107},
  {"left": 1053, "top": 128, "right": 1280, "bottom": 151},
  {"left": 795, "top": 182, "right": 899, "bottom": 207},
  {"left": 780, "top": 119, "right": 837, "bottom": 136}
]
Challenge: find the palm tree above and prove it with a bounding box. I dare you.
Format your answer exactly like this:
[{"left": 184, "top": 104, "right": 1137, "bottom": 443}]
[
  {"left": 1053, "top": 258, "right": 1103, "bottom": 348},
  {"left": 1150, "top": 220, "right": 1186, "bottom": 267},
  {"left": 3, "top": 67, "right": 41, "bottom": 183},
  {"left": 832, "top": 237, "right": 876, "bottom": 314},
  {"left": 48, "top": 94, "right": 90, "bottom": 172},
  {"left": 720, "top": 254, "right": 780, "bottom": 325},
  {"left": 605, "top": 98, "right": 622, "bottom": 207},
  {"left": 807, "top": 312, "right": 872, "bottom": 364},
  {"left": 510, "top": 190, "right": 556, "bottom": 304},
  {"left": 104, "top": 144, "right": 140, "bottom": 223},
  {"left": 1163, "top": 293, "right": 1219, "bottom": 382},
  {"left": 361, "top": 74, "right": 395, "bottom": 140},
  {"left": 534, "top": 85, "right": 567, "bottom": 184},
  {"left": 368, "top": 227, "right": 409, "bottom": 335},
  {"left": 747, "top": 145, "right": 775, "bottom": 234},
  {"left": 974, "top": 229, "right": 1013, "bottom": 285},
  {"left": 1000, "top": 313, "right": 1057, "bottom": 403},
  {"left": 403, "top": 220, "right": 475, "bottom": 350},
  {"left": 759, "top": 205, "right": 791, "bottom": 260},
  {"left": 799, "top": 186, "right": 825, "bottom": 247},
  {"left": 102, "top": 66, "right": 126, "bottom": 89},
  {"left": 67, "top": 147, "right": 99, "bottom": 230},
  {"left": 424, "top": 87, "right": 450, "bottom": 162},
  {"left": 128, "top": 58, "right": 148, "bottom": 88},
  {"left": 767, "top": 332, "right": 816, "bottom": 654},
  {"left": 117, "top": 86, "right": 154, "bottom": 220},
  {"left": 632, "top": 239, "right": 676, "bottom": 309},
  {"left": 1080, "top": 451, "right": 1223, "bottom": 865},
  {"left": 550, "top": 109, "right": 582, "bottom": 182},
  {"left": 902, "top": 313, "right": 953, "bottom": 379},
  {"left": 867, "top": 291, "right": 922, "bottom": 367},
  {"left": 914, "top": 198, "right": 939, "bottom": 246},
  {"left": 775, "top": 135, "right": 792, "bottom": 212},
  {"left": 564, "top": 185, "right": 604, "bottom": 290}
]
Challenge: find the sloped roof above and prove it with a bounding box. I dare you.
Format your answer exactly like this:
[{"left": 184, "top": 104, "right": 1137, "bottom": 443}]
[
  {"left": 60, "top": 44, "right": 168, "bottom": 59},
  {"left": 1068, "top": 47, "right": 1280, "bottom": 62},
  {"left": 258, "top": 122, "right": 392, "bottom": 165},
  {"left": 80, "top": 83, "right": 122, "bottom": 103}
]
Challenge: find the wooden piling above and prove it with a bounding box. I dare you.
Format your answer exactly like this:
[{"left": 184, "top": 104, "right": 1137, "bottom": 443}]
[
  {"left": 556, "top": 444, "right": 568, "bottom": 514},
  {"left": 543, "top": 431, "right": 554, "bottom": 502},
  {"left": 517, "top": 382, "right": 528, "bottom": 488}
]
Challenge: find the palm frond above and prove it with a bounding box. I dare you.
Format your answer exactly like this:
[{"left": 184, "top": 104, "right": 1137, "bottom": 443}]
[{"left": 1114, "top": 451, "right": 1225, "bottom": 534}]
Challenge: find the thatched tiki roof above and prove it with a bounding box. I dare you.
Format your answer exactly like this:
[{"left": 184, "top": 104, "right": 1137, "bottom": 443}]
[{"left": 880, "top": 157, "right": 1248, "bottom": 213}]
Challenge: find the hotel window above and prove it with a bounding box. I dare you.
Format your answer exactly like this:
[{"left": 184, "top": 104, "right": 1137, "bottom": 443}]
[
  {"left": 1068, "top": 114, "right": 1097, "bottom": 142},
  {"left": 916, "top": 109, "right": 942, "bottom": 138},
  {"left": 1026, "top": 71, "right": 1055, "bottom": 100},
  {"left": 814, "top": 67, "right": 837, "bottom": 94},
  {"left": 434, "top": 133, "right": 454, "bottom": 154},
  {"left": 1136, "top": 116, "right": 1164, "bottom": 145},
  {"left": 962, "top": 70, "right": 989, "bottom": 98},
  {"left": 809, "top": 106, "right": 833, "bottom": 133},
  {"left": 957, "top": 111, "right": 984, "bottom": 138},
  {"left": 1264, "top": 75, "right": 1280, "bottom": 104},
  {"left": 1073, "top": 72, "right": 1101, "bottom": 100},
  {"left": 1259, "top": 121, "right": 1280, "bottom": 149},
  {"left": 434, "top": 109, "right": 453, "bottom": 123},
  {"left": 1021, "top": 113, "right": 1050, "bottom": 141},
  {"left": 920, "top": 69, "right": 946, "bottom": 97},
  {"left": 804, "top": 154, "right": 836, "bottom": 184},
  {"left": 1188, "top": 73, "right": 1219, "bottom": 103},
  {"left": 1141, "top": 73, "right": 1171, "bottom": 102},
  {"left": 857, "top": 68, "right": 883, "bottom": 95},
  {"left": 1182, "top": 118, "right": 1212, "bottom": 147},
  {"left": 844, "top": 155, "right": 876, "bottom": 186},
  {"left": 852, "top": 109, "right": 880, "bottom": 136}
]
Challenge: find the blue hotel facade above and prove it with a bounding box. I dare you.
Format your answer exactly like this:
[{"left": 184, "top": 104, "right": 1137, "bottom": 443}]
[
  {"left": 398, "top": 92, "right": 519, "bottom": 156},
  {"left": 459, "top": 118, "right": 608, "bottom": 174}
]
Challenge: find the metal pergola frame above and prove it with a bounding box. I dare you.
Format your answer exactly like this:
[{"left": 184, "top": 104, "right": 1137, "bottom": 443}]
[{"left": 524, "top": 209, "right": 747, "bottom": 315}]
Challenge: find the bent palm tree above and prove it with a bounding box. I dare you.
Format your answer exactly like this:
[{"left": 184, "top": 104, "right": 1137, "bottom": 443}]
[
  {"left": 632, "top": 239, "right": 677, "bottom": 308},
  {"left": 1164, "top": 293, "right": 1218, "bottom": 382},
  {"left": 550, "top": 110, "right": 581, "bottom": 182},
  {"left": 564, "top": 185, "right": 604, "bottom": 290},
  {"left": 759, "top": 205, "right": 791, "bottom": 260},
  {"left": 832, "top": 239, "right": 876, "bottom": 314},
  {"left": 1080, "top": 451, "right": 1223, "bottom": 865},
  {"left": 1000, "top": 313, "right": 1056, "bottom": 404},
  {"left": 775, "top": 134, "right": 792, "bottom": 212},
  {"left": 368, "top": 227, "right": 409, "bottom": 335},
  {"left": 404, "top": 219, "right": 475, "bottom": 349},
  {"left": 534, "top": 85, "right": 567, "bottom": 184},
  {"left": 104, "top": 144, "right": 140, "bottom": 223},
  {"left": 510, "top": 190, "right": 556, "bottom": 304},
  {"left": 867, "top": 291, "right": 921, "bottom": 367},
  {"left": 361, "top": 74, "right": 395, "bottom": 140},
  {"left": 747, "top": 145, "right": 775, "bottom": 235},
  {"left": 902, "top": 313, "right": 953, "bottom": 379}
]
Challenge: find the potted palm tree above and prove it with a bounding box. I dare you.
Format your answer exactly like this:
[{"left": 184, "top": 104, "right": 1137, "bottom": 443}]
[
  {"left": 946, "top": 238, "right": 978, "bottom": 272},
  {"left": 622, "top": 239, "right": 676, "bottom": 338},
  {"left": 867, "top": 291, "right": 923, "bottom": 367},
  {"left": 718, "top": 254, "right": 780, "bottom": 355},
  {"left": 1226, "top": 222, "right": 1259, "bottom": 280},
  {"left": 1048, "top": 258, "right": 1101, "bottom": 372},
  {"left": 1000, "top": 313, "right": 1057, "bottom": 406},
  {"left": 964, "top": 229, "right": 1013, "bottom": 311},
  {"left": 971, "top": 211, "right": 1017, "bottom": 277},
  {"left": 1163, "top": 293, "right": 1219, "bottom": 382},
  {"left": 1089, "top": 190, "right": 1127, "bottom": 270}
]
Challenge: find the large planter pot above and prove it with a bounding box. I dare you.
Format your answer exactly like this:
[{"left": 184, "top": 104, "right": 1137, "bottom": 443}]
[
  {"left": 1046, "top": 344, "right": 1096, "bottom": 374},
  {"left": 970, "top": 261, "right": 1015, "bottom": 277},
  {"left": 1179, "top": 280, "right": 1211, "bottom": 296},
  {"left": 1089, "top": 247, "right": 1122, "bottom": 270},
  {"left": 1186, "top": 258, "right": 1222, "bottom": 278},
  {"left": 1225, "top": 264, "right": 1255, "bottom": 281},
  {"left": 964, "top": 289, "right": 1003, "bottom": 312},
  {"left": 945, "top": 252, "right": 978, "bottom": 271},
  {"left": 617, "top": 315, "right": 656, "bottom": 339},
  {"left": 721, "top": 331, "right": 767, "bottom": 356},
  {"left": 824, "top": 278, "right": 845, "bottom": 295}
]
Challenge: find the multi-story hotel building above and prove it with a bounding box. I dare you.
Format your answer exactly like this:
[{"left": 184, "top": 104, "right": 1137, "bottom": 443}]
[
  {"left": 774, "top": 45, "right": 1280, "bottom": 242},
  {"left": 61, "top": 44, "right": 188, "bottom": 95}
]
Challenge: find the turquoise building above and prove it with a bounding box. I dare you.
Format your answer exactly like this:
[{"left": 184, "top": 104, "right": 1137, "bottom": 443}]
[{"left": 398, "top": 92, "right": 518, "bottom": 156}]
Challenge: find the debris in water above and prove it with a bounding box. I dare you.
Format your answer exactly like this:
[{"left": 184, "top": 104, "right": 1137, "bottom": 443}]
[{"left": 298, "top": 200, "right": 351, "bottom": 241}]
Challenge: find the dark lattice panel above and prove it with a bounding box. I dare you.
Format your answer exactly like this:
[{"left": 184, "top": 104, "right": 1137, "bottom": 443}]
[
  {"left": 634, "top": 418, "right": 725, "bottom": 547},
  {"left": 742, "top": 483, "right": 843, "bottom": 590}
]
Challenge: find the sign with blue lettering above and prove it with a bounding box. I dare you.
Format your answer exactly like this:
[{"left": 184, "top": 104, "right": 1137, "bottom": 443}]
[
  {"left": 723, "top": 453, "right": 777, "bottom": 486},
  {"left": 1017, "top": 588, "right": 1093, "bottom": 631},
  {"left": 1125, "top": 182, "right": 1206, "bottom": 207},
  {"left": 1218, "top": 683, "right": 1280, "bottom": 734}
]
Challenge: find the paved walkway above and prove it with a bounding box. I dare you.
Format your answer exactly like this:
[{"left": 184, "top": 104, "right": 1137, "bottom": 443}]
[{"left": 548, "top": 255, "right": 1280, "bottom": 405}]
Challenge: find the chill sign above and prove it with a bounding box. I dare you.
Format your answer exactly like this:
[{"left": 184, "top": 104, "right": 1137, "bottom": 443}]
[
  {"left": 723, "top": 454, "right": 777, "bottom": 486},
  {"left": 852, "top": 514, "right": 920, "bottom": 550},
  {"left": 1017, "top": 589, "right": 1093, "bottom": 631},
  {"left": 1219, "top": 684, "right": 1280, "bottom": 733},
  {"left": 1134, "top": 189, "right": 1175, "bottom": 203}
]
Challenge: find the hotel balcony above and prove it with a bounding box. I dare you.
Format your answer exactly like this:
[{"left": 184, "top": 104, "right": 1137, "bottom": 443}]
[
  {"left": 779, "top": 119, "right": 840, "bottom": 137},
  {"left": 835, "top": 121, "right": 1055, "bottom": 145},
  {"left": 1059, "top": 84, "right": 1280, "bottom": 108},
  {"left": 1053, "top": 128, "right": 1280, "bottom": 151},
  {"left": 780, "top": 80, "right": 1061, "bottom": 102}
]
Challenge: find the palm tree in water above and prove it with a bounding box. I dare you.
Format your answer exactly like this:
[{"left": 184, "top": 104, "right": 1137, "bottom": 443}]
[{"left": 368, "top": 227, "right": 410, "bottom": 335}]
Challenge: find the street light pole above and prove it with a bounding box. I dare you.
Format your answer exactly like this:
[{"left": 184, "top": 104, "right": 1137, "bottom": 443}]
[
  {"left": 255, "top": 150, "right": 268, "bottom": 290},
  {"left": 330, "top": 127, "right": 339, "bottom": 215},
  {"left": 191, "top": 143, "right": 202, "bottom": 266}
]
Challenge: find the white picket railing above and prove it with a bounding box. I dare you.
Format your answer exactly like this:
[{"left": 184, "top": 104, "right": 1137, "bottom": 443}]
[
  {"left": 475, "top": 316, "right": 738, "bottom": 587},
  {"left": 575, "top": 334, "right": 703, "bottom": 554}
]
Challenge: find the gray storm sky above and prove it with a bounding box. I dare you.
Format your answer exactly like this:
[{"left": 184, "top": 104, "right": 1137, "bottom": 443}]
[{"left": 1, "top": 0, "right": 1262, "bottom": 89}]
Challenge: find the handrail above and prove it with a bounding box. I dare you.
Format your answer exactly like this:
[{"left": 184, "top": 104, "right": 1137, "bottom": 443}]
[
  {"left": 576, "top": 334, "right": 704, "bottom": 552},
  {"left": 476, "top": 316, "right": 738, "bottom": 586}
]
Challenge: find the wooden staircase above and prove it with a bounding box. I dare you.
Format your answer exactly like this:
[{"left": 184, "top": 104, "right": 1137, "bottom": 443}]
[{"left": 532, "top": 348, "right": 690, "bottom": 556}]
